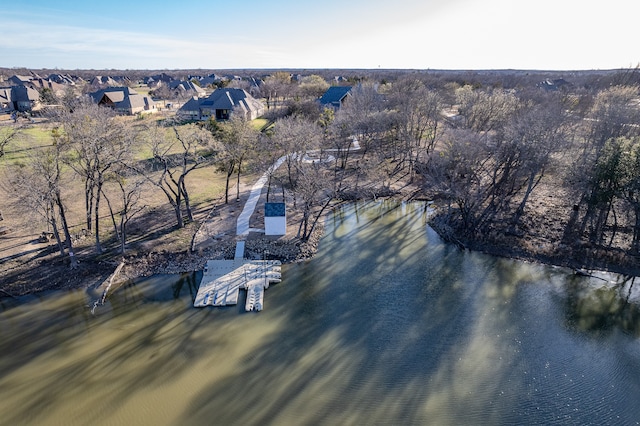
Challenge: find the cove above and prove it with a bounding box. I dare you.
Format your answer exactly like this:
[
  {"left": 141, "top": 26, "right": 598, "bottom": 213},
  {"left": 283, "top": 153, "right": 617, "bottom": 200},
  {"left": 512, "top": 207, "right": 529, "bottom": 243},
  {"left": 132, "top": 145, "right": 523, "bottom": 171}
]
[{"left": 0, "top": 201, "right": 639, "bottom": 425}]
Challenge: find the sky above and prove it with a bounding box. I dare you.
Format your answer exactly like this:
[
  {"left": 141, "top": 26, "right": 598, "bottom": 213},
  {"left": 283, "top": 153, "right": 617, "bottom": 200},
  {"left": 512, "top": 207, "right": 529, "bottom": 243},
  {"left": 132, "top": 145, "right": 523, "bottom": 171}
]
[{"left": 1, "top": 0, "right": 639, "bottom": 71}]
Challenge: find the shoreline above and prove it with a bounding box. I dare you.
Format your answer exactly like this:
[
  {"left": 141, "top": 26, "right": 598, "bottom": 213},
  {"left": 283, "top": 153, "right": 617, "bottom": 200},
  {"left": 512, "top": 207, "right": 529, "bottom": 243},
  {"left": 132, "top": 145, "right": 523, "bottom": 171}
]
[
  {"left": 117, "top": 196, "right": 640, "bottom": 291},
  {"left": 427, "top": 213, "right": 640, "bottom": 279},
  {"left": 2, "top": 195, "right": 639, "bottom": 300}
]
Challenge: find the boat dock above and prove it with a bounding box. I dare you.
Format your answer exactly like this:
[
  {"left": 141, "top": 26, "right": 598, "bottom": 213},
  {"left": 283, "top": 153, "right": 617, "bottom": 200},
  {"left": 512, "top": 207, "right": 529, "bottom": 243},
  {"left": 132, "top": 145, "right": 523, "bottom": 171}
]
[
  {"left": 193, "top": 259, "right": 282, "bottom": 311},
  {"left": 192, "top": 154, "right": 289, "bottom": 311}
]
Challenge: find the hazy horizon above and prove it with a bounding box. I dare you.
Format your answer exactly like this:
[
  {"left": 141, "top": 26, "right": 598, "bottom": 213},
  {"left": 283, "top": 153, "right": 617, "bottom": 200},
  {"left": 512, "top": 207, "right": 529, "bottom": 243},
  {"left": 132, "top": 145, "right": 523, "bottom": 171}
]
[{"left": 2, "top": 66, "right": 636, "bottom": 73}]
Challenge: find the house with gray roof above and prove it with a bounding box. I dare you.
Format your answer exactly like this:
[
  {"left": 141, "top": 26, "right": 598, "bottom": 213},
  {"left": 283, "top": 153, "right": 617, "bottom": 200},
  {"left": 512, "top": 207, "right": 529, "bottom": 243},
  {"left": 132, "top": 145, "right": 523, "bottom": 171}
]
[
  {"left": 0, "top": 86, "right": 40, "bottom": 112},
  {"left": 48, "top": 73, "right": 79, "bottom": 85},
  {"left": 537, "top": 78, "right": 571, "bottom": 92},
  {"left": 177, "top": 88, "right": 264, "bottom": 121},
  {"left": 89, "top": 87, "right": 156, "bottom": 115},
  {"left": 90, "top": 76, "right": 119, "bottom": 87},
  {"left": 8, "top": 75, "right": 33, "bottom": 86},
  {"left": 26, "top": 78, "right": 66, "bottom": 96},
  {"left": 178, "top": 96, "right": 202, "bottom": 120},
  {"left": 0, "top": 88, "right": 13, "bottom": 113},
  {"left": 149, "top": 73, "right": 174, "bottom": 84},
  {"left": 169, "top": 80, "right": 206, "bottom": 96},
  {"left": 319, "top": 86, "right": 352, "bottom": 110},
  {"left": 198, "top": 73, "right": 224, "bottom": 87}
]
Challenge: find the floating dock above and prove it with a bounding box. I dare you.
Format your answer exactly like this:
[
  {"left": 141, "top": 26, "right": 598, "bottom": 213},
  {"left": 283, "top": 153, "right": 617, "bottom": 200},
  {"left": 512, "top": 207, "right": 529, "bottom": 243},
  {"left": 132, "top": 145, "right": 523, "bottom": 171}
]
[{"left": 193, "top": 259, "right": 281, "bottom": 311}]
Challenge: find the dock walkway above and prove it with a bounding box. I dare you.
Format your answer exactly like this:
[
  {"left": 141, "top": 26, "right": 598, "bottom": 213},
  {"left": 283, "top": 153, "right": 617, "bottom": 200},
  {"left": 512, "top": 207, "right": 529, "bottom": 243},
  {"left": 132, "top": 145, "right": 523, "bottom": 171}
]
[
  {"left": 195, "top": 148, "right": 342, "bottom": 311},
  {"left": 193, "top": 259, "right": 281, "bottom": 311}
]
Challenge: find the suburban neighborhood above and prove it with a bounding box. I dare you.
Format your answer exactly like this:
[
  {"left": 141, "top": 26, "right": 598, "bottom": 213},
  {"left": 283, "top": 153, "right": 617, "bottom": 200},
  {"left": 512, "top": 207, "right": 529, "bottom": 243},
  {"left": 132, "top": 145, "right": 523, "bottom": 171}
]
[
  {"left": 0, "top": 69, "right": 357, "bottom": 118},
  {"left": 3, "top": 0, "right": 640, "bottom": 423},
  {"left": 3, "top": 67, "right": 640, "bottom": 286}
]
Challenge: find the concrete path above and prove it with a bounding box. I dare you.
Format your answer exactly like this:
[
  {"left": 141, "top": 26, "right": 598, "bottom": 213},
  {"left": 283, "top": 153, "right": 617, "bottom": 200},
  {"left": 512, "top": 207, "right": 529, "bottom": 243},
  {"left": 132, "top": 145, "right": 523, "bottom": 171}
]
[
  {"left": 236, "top": 155, "right": 287, "bottom": 237},
  {"left": 235, "top": 138, "right": 361, "bottom": 238},
  {"left": 192, "top": 137, "right": 361, "bottom": 310},
  {"left": 191, "top": 136, "right": 362, "bottom": 249}
]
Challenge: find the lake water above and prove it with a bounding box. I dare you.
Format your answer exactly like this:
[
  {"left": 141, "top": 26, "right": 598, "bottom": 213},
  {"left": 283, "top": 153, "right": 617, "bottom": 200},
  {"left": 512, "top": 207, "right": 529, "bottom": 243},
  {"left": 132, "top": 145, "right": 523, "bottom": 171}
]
[{"left": 1, "top": 201, "right": 639, "bottom": 425}]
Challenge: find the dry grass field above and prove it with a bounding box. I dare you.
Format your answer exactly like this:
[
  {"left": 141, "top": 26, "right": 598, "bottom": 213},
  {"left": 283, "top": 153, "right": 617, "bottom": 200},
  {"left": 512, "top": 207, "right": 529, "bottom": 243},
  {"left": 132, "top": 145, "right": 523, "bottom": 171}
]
[{"left": 0, "top": 116, "right": 257, "bottom": 295}]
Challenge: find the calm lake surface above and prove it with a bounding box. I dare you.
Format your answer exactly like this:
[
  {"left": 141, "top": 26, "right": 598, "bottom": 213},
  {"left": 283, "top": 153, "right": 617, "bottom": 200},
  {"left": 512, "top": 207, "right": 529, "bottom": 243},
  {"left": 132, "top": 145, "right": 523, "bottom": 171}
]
[{"left": 1, "top": 201, "right": 639, "bottom": 425}]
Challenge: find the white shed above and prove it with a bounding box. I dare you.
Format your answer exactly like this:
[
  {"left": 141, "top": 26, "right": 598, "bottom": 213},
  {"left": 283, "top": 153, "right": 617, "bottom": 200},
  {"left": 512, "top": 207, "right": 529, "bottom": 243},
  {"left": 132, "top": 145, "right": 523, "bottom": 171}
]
[{"left": 265, "top": 203, "right": 286, "bottom": 236}]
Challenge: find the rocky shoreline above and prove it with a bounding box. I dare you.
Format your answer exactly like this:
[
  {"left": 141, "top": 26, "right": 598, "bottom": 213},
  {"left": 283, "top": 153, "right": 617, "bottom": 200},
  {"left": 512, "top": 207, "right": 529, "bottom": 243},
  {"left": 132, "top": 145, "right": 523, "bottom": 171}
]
[
  {"left": 2, "top": 194, "right": 639, "bottom": 300},
  {"left": 116, "top": 223, "right": 324, "bottom": 284},
  {"left": 114, "top": 207, "right": 640, "bottom": 296}
]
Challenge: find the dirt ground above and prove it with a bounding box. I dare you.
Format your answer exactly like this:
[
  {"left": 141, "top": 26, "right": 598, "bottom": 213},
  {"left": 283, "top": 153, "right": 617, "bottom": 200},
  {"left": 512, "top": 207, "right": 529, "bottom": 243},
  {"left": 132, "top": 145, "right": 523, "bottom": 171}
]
[
  {"left": 2, "top": 127, "right": 639, "bottom": 299},
  {"left": 0, "top": 113, "right": 329, "bottom": 299},
  {"left": 0, "top": 168, "right": 325, "bottom": 298},
  {"left": 428, "top": 180, "right": 640, "bottom": 278}
]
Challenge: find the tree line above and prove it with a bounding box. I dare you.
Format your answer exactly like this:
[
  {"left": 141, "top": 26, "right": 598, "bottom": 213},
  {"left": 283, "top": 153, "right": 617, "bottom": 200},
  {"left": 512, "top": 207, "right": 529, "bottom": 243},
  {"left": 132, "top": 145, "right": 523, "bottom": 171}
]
[{"left": 2, "top": 70, "right": 640, "bottom": 269}]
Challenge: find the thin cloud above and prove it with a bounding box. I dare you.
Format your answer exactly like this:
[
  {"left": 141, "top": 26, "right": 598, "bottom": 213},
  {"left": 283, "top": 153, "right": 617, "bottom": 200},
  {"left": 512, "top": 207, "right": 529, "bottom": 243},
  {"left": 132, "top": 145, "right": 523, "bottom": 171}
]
[
  {"left": 2, "top": 0, "right": 639, "bottom": 70},
  {"left": 0, "top": 20, "right": 279, "bottom": 68}
]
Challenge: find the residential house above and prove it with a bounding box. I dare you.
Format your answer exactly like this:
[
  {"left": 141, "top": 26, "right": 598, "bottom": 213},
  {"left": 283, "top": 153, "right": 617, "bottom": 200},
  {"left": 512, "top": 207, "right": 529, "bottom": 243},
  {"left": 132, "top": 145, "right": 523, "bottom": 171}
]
[
  {"left": 0, "top": 88, "right": 13, "bottom": 113},
  {"left": 178, "top": 96, "right": 202, "bottom": 120},
  {"left": 89, "top": 76, "right": 119, "bottom": 87},
  {"left": 0, "top": 86, "right": 40, "bottom": 112},
  {"left": 246, "top": 76, "right": 263, "bottom": 98},
  {"left": 537, "top": 78, "right": 571, "bottom": 91},
  {"left": 169, "top": 80, "right": 206, "bottom": 97},
  {"left": 48, "top": 73, "right": 79, "bottom": 85},
  {"left": 198, "top": 73, "right": 224, "bottom": 87},
  {"left": 26, "top": 78, "right": 67, "bottom": 97},
  {"left": 318, "top": 86, "right": 352, "bottom": 110},
  {"left": 89, "top": 87, "right": 156, "bottom": 115},
  {"left": 177, "top": 88, "right": 264, "bottom": 121},
  {"left": 8, "top": 75, "right": 33, "bottom": 86},
  {"left": 148, "top": 73, "right": 175, "bottom": 84},
  {"left": 15, "top": 86, "right": 41, "bottom": 111},
  {"left": 111, "top": 76, "right": 132, "bottom": 86},
  {"left": 144, "top": 77, "right": 162, "bottom": 89}
]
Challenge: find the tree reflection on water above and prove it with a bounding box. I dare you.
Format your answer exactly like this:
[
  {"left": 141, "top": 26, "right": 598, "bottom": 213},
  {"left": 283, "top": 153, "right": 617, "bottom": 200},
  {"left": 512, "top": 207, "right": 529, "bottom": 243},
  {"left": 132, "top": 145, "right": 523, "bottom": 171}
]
[{"left": 565, "top": 274, "right": 640, "bottom": 336}]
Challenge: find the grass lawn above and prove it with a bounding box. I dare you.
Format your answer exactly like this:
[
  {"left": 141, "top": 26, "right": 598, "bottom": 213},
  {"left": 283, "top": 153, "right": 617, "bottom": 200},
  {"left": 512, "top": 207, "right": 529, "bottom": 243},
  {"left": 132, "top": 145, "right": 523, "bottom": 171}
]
[
  {"left": 131, "top": 84, "right": 151, "bottom": 96},
  {"left": 1, "top": 123, "right": 54, "bottom": 164},
  {"left": 251, "top": 118, "right": 269, "bottom": 131},
  {"left": 0, "top": 117, "right": 235, "bottom": 262}
]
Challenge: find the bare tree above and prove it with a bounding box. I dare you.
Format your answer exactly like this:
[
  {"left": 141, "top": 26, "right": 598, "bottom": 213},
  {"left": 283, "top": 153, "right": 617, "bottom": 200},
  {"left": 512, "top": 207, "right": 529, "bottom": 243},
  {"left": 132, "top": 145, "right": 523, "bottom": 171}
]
[
  {"left": 388, "top": 77, "right": 443, "bottom": 180},
  {"left": 261, "top": 72, "right": 293, "bottom": 110},
  {"left": 212, "top": 115, "right": 258, "bottom": 204},
  {"left": 0, "top": 126, "right": 18, "bottom": 159},
  {"left": 293, "top": 161, "right": 335, "bottom": 241},
  {"left": 52, "top": 99, "right": 135, "bottom": 253},
  {"left": 9, "top": 152, "right": 64, "bottom": 257},
  {"left": 575, "top": 86, "right": 640, "bottom": 243},
  {"left": 271, "top": 116, "right": 322, "bottom": 199},
  {"left": 297, "top": 74, "right": 330, "bottom": 99},
  {"left": 422, "top": 128, "right": 491, "bottom": 234},
  {"left": 0, "top": 125, "right": 21, "bottom": 222},
  {"left": 504, "top": 97, "right": 567, "bottom": 229},
  {"left": 455, "top": 85, "right": 519, "bottom": 135},
  {"left": 253, "top": 132, "right": 282, "bottom": 203},
  {"left": 618, "top": 137, "right": 640, "bottom": 252},
  {"left": 9, "top": 147, "right": 78, "bottom": 267},
  {"left": 102, "top": 170, "right": 147, "bottom": 254},
  {"left": 331, "top": 83, "right": 392, "bottom": 162},
  {"left": 142, "top": 122, "right": 217, "bottom": 228},
  {"left": 584, "top": 86, "right": 640, "bottom": 153}
]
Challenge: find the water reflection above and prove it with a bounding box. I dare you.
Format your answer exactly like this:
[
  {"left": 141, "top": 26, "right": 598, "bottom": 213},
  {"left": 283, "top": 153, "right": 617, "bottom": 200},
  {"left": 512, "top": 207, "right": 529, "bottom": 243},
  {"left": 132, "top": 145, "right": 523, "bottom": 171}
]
[
  {"left": 0, "top": 201, "right": 639, "bottom": 426},
  {"left": 565, "top": 275, "right": 640, "bottom": 336}
]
